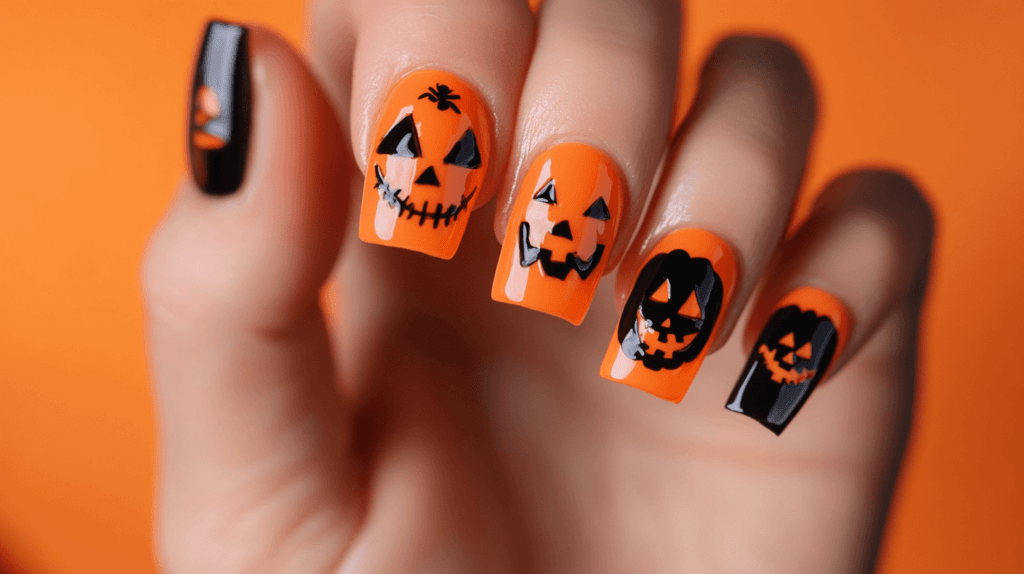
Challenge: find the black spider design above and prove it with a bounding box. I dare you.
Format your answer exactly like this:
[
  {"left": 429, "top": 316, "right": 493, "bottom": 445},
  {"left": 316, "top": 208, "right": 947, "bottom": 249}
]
[{"left": 418, "top": 83, "right": 461, "bottom": 114}]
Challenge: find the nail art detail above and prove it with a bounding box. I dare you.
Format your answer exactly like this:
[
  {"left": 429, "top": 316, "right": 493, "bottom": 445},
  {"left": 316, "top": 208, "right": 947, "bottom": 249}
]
[
  {"left": 600, "top": 229, "right": 736, "bottom": 403},
  {"left": 189, "top": 21, "right": 251, "bottom": 195},
  {"left": 492, "top": 143, "right": 624, "bottom": 325},
  {"left": 725, "top": 286, "right": 852, "bottom": 435},
  {"left": 358, "top": 70, "right": 491, "bottom": 259}
]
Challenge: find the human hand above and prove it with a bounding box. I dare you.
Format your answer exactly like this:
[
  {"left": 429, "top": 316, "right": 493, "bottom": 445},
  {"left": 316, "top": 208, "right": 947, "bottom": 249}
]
[{"left": 142, "top": 1, "right": 934, "bottom": 571}]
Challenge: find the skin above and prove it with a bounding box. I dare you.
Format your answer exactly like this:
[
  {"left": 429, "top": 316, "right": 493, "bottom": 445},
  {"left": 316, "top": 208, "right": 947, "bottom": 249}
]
[{"left": 142, "top": 1, "right": 935, "bottom": 572}]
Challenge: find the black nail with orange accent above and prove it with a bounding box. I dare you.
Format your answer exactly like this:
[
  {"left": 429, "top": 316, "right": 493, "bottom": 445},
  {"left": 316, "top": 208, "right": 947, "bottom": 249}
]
[
  {"left": 189, "top": 21, "right": 251, "bottom": 195},
  {"left": 725, "top": 287, "right": 852, "bottom": 435}
]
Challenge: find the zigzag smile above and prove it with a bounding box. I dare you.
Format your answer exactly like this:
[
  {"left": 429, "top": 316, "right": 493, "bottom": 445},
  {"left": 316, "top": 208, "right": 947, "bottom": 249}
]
[
  {"left": 518, "top": 222, "right": 604, "bottom": 280},
  {"left": 374, "top": 164, "right": 475, "bottom": 229}
]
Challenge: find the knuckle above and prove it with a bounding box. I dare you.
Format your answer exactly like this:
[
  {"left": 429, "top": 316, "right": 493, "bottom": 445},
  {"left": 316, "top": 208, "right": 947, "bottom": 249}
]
[
  {"left": 140, "top": 213, "right": 239, "bottom": 330},
  {"left": 709, "top": 36, "right": 814, "bottom": 95},
  {"left": 702, "top": 35, "right": 817, "bottom": 141},
  {"left": 841, "top": 169, "right": 936, "bottom": 244},
  {"left": 549, "top": 0, "right": 679, "bottom": 64},
  {"left": 820, "top": 169, "right": 936, "bottom": 285}
]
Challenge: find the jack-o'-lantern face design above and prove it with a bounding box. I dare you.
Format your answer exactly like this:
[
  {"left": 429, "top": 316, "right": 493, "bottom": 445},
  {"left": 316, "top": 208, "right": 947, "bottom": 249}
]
[
  {"left": 372, "top": 88, "right": 480, "bottom": 228},
  {"left": 491, "top": 143, "right": 623, "bottom": 325},
  {"left": 517, "top": 176, "right": 612, "bottom": 281},
  {"left": 600, "top": 229, "right": 736, "bottom": 403},
  {"left": 618, "top": 249, "right": 724, "bottom": 371},
  {"left": 358, "top": 70, "right": 491, "bottom": 259},
  {"left": 188, "top": 21, "right": 250, "bottom": 195},
  {"left": 725, "top": 287, "right": 849, "bottom": 435},
  {"left": 192, "top": 85, "right": 226, "bottom": 150},
  {"left": 757, "top": 307, "right": 836, "bottom": 384}
]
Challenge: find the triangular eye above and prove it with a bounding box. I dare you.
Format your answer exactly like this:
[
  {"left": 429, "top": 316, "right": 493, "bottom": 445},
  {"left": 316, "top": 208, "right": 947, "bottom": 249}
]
[
  {"left": 796, "top": 342, "right": 813, "bottom": 360},
  {"left": 679, "top": 291, "right": 701, "bottom": 319},
  {"left": 583, "top": 196, "right": 611, "bottom": 220},
  {"left": 443, "top": 129, "right": 481, "bottom": 168},
  {"left": 649, "top": 279, "right": 670, "bottom": 303},
  {"left": 376, "top": 115, "right": 421, "bottom": 158},
  {"left": 778, "top": 332, "right": 795, "bottom": 347},
  {"left": 533, "top": 179, "right": 556, "bottom": 204}
]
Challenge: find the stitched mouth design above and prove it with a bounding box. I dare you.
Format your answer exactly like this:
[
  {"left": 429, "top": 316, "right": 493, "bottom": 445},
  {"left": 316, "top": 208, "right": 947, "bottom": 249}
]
[
  {"left": 374, "top": 164, "right": 475, "bottom": 228},
  {"left": 518, "top": 222, "right": 604, "bottom": 280}
]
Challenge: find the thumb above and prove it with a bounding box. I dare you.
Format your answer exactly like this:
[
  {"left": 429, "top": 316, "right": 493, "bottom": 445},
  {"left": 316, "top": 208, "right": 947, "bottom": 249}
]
[{"left": 142, "top": 21, "right": 361, "bottom": 573}]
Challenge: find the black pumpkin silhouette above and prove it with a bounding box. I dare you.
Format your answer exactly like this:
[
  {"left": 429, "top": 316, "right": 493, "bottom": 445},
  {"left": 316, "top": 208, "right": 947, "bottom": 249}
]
[{"left": 617, "top": 249, "right": 723, "bottom": 371}]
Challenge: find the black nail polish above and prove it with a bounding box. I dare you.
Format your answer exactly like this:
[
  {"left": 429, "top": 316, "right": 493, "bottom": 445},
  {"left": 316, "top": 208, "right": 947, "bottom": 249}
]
[
  {"left": 189, "top": 21, "right": 250, "bottom": 195},
  {"left": 725, "top": 289, "right": 848, "bottom": 435}
]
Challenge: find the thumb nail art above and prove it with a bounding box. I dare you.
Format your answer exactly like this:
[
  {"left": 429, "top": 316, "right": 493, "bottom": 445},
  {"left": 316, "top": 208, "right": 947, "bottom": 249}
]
[{"left": 189, "top": 20, "right": 251, "bottom": 195}]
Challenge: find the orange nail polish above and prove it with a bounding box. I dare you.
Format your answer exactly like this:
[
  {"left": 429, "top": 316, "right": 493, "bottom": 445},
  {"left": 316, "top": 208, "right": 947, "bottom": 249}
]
[
  {"left": 358, "top": 70, "right": 491, "bottom": 259},
  {"left": 599, "top": 229, "right": 736, "bottom": 403},
  {"left": 492, "top": 143, "right": 624, "bottom": 325},
  {"left": 726, "top": 287, "right": 852, "bottom": 434}
]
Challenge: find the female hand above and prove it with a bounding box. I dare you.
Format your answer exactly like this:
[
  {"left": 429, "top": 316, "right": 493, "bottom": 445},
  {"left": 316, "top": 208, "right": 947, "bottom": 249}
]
[{"left": 142, "top": 0, "right": 934, "bottom": 571}]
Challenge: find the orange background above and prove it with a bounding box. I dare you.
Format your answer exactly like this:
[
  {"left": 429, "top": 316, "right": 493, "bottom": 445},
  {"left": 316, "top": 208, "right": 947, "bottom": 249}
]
[{"left": 0, "top": 0, "right": 1021, "bottom": 572}]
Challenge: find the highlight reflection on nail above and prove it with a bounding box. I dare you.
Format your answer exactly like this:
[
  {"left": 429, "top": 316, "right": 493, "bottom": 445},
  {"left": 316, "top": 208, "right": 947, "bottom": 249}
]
[
  {"left": 492, "top": 143, "right": 623, "bottom": 325},
  {"left": 600, "top": 229, "right": 736, "bottom": 403},
  {"left": 189, "top": 20, "right": 250, "bottom": 195},
  {"left": 726, "top": 286, "right": 851, "bottom": 435},
  {"left": 358, "top": 70, "right": 491, "bottom": 259}
]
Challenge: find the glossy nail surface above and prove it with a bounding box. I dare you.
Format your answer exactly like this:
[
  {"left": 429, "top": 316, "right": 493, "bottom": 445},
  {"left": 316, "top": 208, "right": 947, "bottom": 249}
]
[
  {"left": 600, "top": 229, "right": 736, "bottom": 402},
  {"left": 725, "top": 286, "right": 851, "bottom": 434},
  {"left": 189, "top": 21, "right": 250, "bottom": 195},
  {"left": 492, "top": 143, "right": 623, "bottom": 325},
  {"left": 358, "top": 70, "right": 491, "bottom": 259}
]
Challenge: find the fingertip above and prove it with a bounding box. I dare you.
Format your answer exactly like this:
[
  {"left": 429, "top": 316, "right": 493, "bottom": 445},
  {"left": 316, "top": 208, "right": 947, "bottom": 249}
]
[{"left": 724, "top": 169, "right": 936, "bottom": 434}]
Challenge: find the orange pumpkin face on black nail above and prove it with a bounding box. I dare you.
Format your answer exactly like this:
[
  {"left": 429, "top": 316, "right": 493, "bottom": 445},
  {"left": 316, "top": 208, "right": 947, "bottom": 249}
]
[
  {"left": 756, "top": 308, "right": 837, "bottom": 385},
  {"left": 724, "top": 288, "right": 847, "bottom": 434}
]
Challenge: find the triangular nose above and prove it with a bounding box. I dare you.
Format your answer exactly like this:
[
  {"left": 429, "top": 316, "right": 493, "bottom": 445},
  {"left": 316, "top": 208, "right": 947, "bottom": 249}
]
[
  {"left": 551, "top": 220, "right": 573, "bottom": 240},
  {"left": 415, "top": 166, "right": 440, "bottom": 186}
]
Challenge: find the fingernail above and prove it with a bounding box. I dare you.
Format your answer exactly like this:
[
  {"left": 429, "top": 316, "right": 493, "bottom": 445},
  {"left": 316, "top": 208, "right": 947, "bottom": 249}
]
[
  {"left": 600, "top": 229, "right": 736, "bottom": 402},
  {"left": 491, "top": 143, "right": 623, "bottom": 325},
  {"left": 358, "top": 70, "right": 491, "bottom": 259},
  {"left": 725, "top": 286, "right": 851, "bottom": 434},
  {"left": 189, "top": 21, "right": 251, "bottom": 195}
]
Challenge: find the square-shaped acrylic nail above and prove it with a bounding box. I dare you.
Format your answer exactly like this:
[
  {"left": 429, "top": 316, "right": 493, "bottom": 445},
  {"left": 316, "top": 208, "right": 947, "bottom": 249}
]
[
  {"left": 189, "top": 20, "right": 251, "bottom": 195},
  {"left": 725, "top": 286, "right": 852, "bottom": 435},
  {"left": 358, "top": 70, "right": 491, "bottom": 259},
  {"left": 492, "top": 143, "right": 624, "bottom": 325},
  {"left": 600, "top": 229, "right": 736, "bottom": 402}
]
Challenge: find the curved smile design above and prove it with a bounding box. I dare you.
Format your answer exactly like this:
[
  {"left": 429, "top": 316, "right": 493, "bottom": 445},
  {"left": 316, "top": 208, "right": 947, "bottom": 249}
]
[
  {"left": 374, "top": 164, "right": 475, "bottom": 229},
  {"left": 518, "top": 222, "right": 604, "bottom": 280}
]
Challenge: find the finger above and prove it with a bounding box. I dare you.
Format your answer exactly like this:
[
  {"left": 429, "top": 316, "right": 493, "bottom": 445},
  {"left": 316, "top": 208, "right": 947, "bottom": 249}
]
[
  {"left": 600, "top": 37, "right": 817, "bottom": 402},
  {"left": 305, "top": 0, "right": 356, "bottom": 133},
  {"left": 143, "top": 22, "right": 360, "bottom": 572},
  {"left": 489, "top": 0, "right": 679, "bottom": 326},
  {"left": 678, "top": 172, "right": 933, "bottom": 573},
  {"left": 725, "top": 170, "right": 934, "bottom": 434},
  {"left": 321, "top": 0, "right": 536, "bottom": 259}
]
